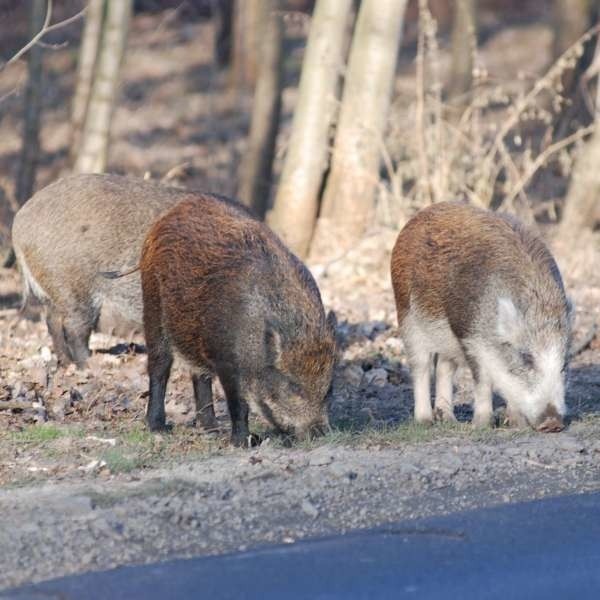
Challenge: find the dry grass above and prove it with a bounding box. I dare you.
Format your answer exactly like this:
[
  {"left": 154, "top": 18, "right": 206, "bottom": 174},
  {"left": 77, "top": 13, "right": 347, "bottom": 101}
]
[
  {"left": 0, "top": 420, "right": 230, "bottom": 486},
  {"left": 377, "top": 4, "right": 600, "bottom": 228},
  {"left": 0, "top": 415, "right": 528, "bottom": 487}
]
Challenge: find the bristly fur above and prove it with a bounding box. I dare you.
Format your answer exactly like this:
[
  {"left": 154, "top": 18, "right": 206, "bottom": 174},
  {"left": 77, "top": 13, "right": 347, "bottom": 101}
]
[
  {"left": 390, "top": 201, "right": 571, "bottom": 431},
  {"left": 11, "top": 173, "right": 214, "bottom": 366},
  {"left": 141, "top": 198, "right": 337, "bottom": 446}
]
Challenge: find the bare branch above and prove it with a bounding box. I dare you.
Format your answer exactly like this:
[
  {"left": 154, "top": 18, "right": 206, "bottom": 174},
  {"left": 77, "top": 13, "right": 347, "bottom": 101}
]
[
  {"left": 1, "top": 1, "right": 88, "bottom": 71},
  {"left": 484, "top": 23, "right": 600, "bottom": 166},
  {"left": 503, "top": 123, "right": 595, "bottom": 208}
]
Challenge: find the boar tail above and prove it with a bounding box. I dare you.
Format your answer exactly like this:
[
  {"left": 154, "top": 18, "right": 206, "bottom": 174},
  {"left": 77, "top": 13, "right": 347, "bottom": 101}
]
[{"left": 100, "top": 265, "right": 140, "bottom": 279}]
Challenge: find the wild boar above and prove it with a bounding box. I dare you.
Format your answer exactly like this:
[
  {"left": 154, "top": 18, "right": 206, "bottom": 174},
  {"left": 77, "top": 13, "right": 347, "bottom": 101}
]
[
  {"left": 12, "top": 174, "right": 200, "bottom": 367},
  {"left": 136, "top": 197, "right": 337, "bottom": 446},
  {"left": 390, "top": 201, "right": 571, "bottom": 432}
]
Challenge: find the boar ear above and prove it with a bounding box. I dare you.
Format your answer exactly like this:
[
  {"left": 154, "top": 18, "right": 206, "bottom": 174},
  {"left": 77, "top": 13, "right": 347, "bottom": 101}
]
[
  {"left": 496, "top": 297, "right": 523, "bottom": 343},
  {"left": 265, "top": 322, "right": 283, "bottom": 368}
]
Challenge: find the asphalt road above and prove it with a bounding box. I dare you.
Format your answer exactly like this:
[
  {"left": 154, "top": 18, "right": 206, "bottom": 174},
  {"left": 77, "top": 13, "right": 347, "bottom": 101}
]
[{"left": 5, "top": 491, "right": 600, "bottom": 600}]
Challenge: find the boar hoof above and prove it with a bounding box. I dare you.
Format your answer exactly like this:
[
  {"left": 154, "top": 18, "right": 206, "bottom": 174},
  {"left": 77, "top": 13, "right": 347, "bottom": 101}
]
[
  {"left": 536, "top": 418, "right": 565, "bottom": 433},
  {"left": 414, "top": 416, "right": 434, "bottom": 426},
  {"left": 147, "top": 419, "right": 171, "bottom": 433},
  {"left": 230, "top": 432, "right": 262, "bottom": 448}
]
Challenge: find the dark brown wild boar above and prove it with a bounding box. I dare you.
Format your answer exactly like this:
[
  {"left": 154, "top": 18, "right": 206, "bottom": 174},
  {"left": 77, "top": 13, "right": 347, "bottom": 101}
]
[
  {"left": 12, "top": 174, "right": 203, "bottom": 367},
  {"left": 391, "top": 202, "right": 572, "bottom": 432},
  {"left": 137, "top": 197, "right": 337, "bottom": 446}
]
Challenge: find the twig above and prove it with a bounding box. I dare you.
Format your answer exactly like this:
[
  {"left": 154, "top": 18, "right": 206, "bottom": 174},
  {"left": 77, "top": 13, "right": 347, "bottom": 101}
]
[
  {"left": 415, "top": 0, "right": 430, "bottom": 205},
  {"left": 569, "top": 323, "right": 598, "bottom": 359},
  {"left": 503, "top": 123, "right": 595, "bottom": 208},
  {"left": 0, "top": 82, "right": 23, "bottom": 104},
  {"left": 497, "top": 139, "right": 528, "bottom": 207},
  {"left": 482, "top": 24, "right": 600, "bottom": 172},
  {"left": 378, "top": 136, "right": 402, "bottom": 207},
  {"left": 0, "top": 401, "right": 35, "bottom": 411},
  {"left": 1, "top": 1, "right": 87, "bottom": 71}
]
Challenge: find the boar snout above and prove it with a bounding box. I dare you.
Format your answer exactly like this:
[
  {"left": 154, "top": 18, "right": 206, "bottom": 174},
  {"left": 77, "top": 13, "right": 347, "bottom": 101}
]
[
  {"left": 293, "top": 416, "right": 330, "bottom": 442},
  {"left": 535, "top": 404, "right": 565, "bottom": 433}
]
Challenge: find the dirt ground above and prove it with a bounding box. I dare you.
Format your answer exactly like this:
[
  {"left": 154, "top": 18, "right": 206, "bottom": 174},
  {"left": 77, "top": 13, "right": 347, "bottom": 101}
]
[
  {"left": 1, "top": 228, "right": 600, "bottom": 589},
  {"left": 1, "top": 5, "right": 600, "bottom": 591}
]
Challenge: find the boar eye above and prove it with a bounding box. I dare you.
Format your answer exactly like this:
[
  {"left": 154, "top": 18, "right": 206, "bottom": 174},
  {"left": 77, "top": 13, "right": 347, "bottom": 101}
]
[
  {"left": 519, "top": 351, "right": 535, "bottom": 369},
  {"left": 287, "top": 379, "right": 304, "bottom": 397}
]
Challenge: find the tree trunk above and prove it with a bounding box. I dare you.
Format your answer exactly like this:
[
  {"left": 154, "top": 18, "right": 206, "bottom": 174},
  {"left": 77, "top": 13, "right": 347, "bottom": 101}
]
[
  {"left": 15, "top": 0, "right": 46, "bottom": 205},
  {"left": 229, "top": 0, "right": 262, "bottom": 94},
  {"left": 448, "top": 0, "right": 477, "bottom": 105},
  {"left": 551, "top": 0, "right": 597, "bottom": 136},
  {"left": 214, "top": 0, "right": 234, "bottom": 68},
  {"left": 557, "top": 121, "right": 600, "bottom": 242},
  {"left": 70, "top": 0, "right": 105, "bottom": 164},
  {"left": 268, "top": 0, "right": 354, "bottom": 258},
  {"left": 310, "top": 0, "right": 407, "bottom": 261},
  {"left": 74, "top": 0, "right": 132, "bottom": 174},
  {"left": 237, "top": 0, "right": 284, "bottom": 218}
]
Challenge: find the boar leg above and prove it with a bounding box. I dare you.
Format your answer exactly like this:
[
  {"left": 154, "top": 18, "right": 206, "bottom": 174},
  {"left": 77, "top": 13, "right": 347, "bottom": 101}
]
[
  {"left": 192, "top": 374, "right": 218, "bottom": 432},
  {"left": 406, "top": 344, "right": 433, "bottom": 424},
  {"left": 434, "top": 357, "right": 457, "bottom": 422},
  {"left": 505, "top": 404, "right": 528, "bottom": 429},
  {"left": 146, "top": 346, "right": 173, "bottom": 431},
  {"left": 46, "top": 310, "right": 73, "bottom": 366},
  {"left": 220, "top": 378, "right": 252, "bottom": 447},
  {"left": 471, "top": 374, "right": 493, "bottom": 428},
  {"left": 62, "top": 311, "right": 93, "bottom": 369}
]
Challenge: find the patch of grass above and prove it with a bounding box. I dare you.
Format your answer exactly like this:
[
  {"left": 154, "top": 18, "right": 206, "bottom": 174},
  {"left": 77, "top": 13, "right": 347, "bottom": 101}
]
[
  {"left": 100, "top": 448, "right": 146, "bottom": 474},
  {"left": 100, "top": 424, "right": 223, "bottom": 473},
  {"left": 11, "top": 424, "right": 73, "bottom": 444},
  {"left": 122, "top": 425, "right": 154, "bottom": 446},
  {"left": 268, "top": 419, "right": 529, "bottom": 450}
]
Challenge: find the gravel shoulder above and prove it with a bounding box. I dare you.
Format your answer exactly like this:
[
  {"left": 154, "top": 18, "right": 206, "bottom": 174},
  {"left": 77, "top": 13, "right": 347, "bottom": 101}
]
[{"left": 2, "top": 418, "right": 600, "bottom": 590}]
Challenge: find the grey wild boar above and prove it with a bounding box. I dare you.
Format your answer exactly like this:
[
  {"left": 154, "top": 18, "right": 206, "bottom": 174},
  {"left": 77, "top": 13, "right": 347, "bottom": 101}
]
[
  {"left": 391, "top": 202, "right": 571, "bottom": 432},
  {"left": 12, "top": 174, "right": 201, "bottom": 367},
  {"left": 132, "top": 197, "right": 337, "bottom": 446}
]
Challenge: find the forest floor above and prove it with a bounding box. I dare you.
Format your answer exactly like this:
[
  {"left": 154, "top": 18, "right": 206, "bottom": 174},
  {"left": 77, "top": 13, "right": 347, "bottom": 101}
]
[
  {"left": 1, "top": 4, "right": 600, "bottom": 591},
  {"left": 1, "top": 235, "right": 600, "bottom": 589}
]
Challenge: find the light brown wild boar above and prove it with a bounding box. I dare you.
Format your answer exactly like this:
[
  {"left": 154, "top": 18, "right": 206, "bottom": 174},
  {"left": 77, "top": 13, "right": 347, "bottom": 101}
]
[
  {"left": 12, "top": 174, "right": 204, "bottom": 367},
  {"left": 391, "top": 202, "right": 572, "bottom": 432},
  {"left": 136, "top": 198, "right": 337, "bottom": 446}
]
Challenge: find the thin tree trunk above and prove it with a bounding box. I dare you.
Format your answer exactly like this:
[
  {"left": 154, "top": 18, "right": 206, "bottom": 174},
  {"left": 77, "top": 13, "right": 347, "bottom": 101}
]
[
  {"left": 214, "top": 0, "right": 234, "bottom": 68},
  {"left": 70, "top": 0, "right": 105, "bottom": 164},
  {"left": 74, "top": 0, "right": 132, "bottom": 174},
  {"left": 448, "top": 0, "right": 477, "bottom": 105},
  {"left": 229, "top": 0, "right": 261, "bottom": 95},
  {"left": 15, "top": 0, "right": 47, "bottom": 205},
  {"left": 310, "top": 0, "right": 407, "bottom": 261},
  {"left": 551, "top": 0, "right": 597, "bottom": 137},
  {"left": 268, "top": 0, "right": 354, "bottom": 258},
  {"left": 237, "top": 0, "right": 284, "bottom": 218},
  {"left": 557, "top": 119, "right": 600, "bottom": 241}
]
